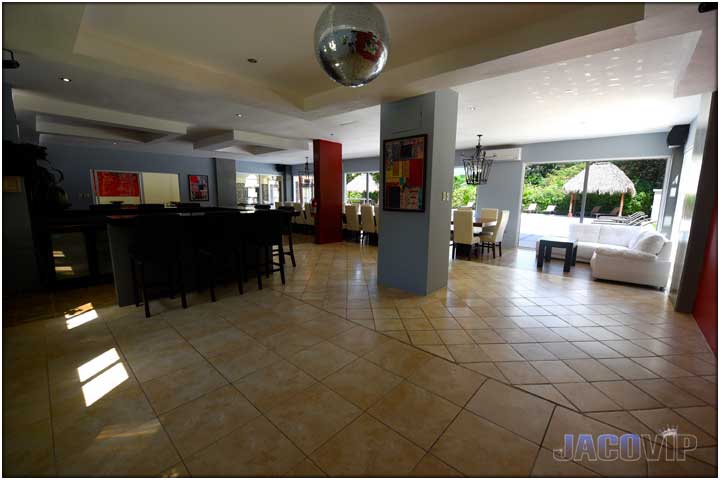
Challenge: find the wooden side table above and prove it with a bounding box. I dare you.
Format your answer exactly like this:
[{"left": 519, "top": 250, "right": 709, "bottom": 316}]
[{"left": 537, "top": 237, "right": 578, "bottom": 272}]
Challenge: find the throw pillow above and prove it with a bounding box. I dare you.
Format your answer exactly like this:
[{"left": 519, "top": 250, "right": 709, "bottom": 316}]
[{"left": 632, "top": 233, "right": 666, "bottom": 255}]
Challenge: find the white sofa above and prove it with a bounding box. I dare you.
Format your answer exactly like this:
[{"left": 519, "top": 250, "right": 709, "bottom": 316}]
[{"left": 543, "top": 223, "right": 672, "bottom": 288}]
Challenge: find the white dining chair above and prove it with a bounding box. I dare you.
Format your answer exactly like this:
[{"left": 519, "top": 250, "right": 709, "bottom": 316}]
[
  {"left": 479, "top": 209, "right": 510, "bottom": 258},
  {"left": 451, "top": 209, "right": 480, "bottom": 259}
]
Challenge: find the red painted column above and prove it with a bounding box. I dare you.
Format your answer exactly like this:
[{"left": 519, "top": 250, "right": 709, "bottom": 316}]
[
  {"left": 693, "top": 199, "right": 717, "bottom": 356},
  {"left": 313, "top": 139, "right": 343, "bottom": 244}
]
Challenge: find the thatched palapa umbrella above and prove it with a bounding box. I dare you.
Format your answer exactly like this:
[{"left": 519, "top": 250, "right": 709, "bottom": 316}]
[{"left": 563, "top": 163, "right": 636, "bottom": 216}]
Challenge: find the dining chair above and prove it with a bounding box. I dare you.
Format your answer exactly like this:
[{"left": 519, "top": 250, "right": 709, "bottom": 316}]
[
  {"left": 344, "top": 204, "right": 361, "bottom": 241},
  {"left": 197, "top": 211, "right": 246, "bottom": 300},
  {"left": 451, "top": 209, "right": 480, "bottom": 260},
  {"left": 303, "top": 202, "right": 314, "bottom": 232},
  {"left": 480, "top": 208, "right": 499, "bottom": 224},
  {"left": 360, "top": 204, "right": 376, "bottom": 244},
  {"left": 479, "top": 209, "right": 510, "bottom": 258},
  {"left": 291, "top": 202, "right": 303, "bottom": 228}
]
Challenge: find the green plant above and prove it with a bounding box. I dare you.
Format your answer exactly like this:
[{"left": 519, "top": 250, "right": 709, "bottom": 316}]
[{"left": 452, "top": 175, "right": 476, "bottom": 208}]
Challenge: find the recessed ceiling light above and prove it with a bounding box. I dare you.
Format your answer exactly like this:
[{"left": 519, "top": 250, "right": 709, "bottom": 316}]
[
  {"left": 564, "top": 89, "right": 575, "bottom": 94},
  {"left": 613, "top": 48, "right": 621, "bottom": 52},
  {"left": 585, "top": 54, "right": 592, "bottom": 59},
  {"left": 584, "top": 72, "right": 592, "bottom": 77},
  {"left": 247, "top": 58, "right": 258, "bottom": 63},
  {"left": 611, "top": 56, "right": 620, "bottom": 61},
  {"left": 235, "top": 113, "right": 243, "bottom": 118},
  {"left": 468, "top": 106, "right": 477, "bottom": 111},
  {"left": 112, "top": 142, "right": 118, "bottom": 145},
  {"left": 558, "top": 62, "right": 567, "bottom": 66},
  {"left": 609, "top": 77, "right": 619, "bottom": 81},
  {"left": 59, "top": 76, "right": 72, "bottom": 83},
  {"left": 608, "top": 83, "right": 621, "bottom": 87}
]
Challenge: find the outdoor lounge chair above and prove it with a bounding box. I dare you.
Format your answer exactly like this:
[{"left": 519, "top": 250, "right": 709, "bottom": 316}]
[
  {"left": 524, "top": 203, "right": 537, "bottom": 213},
  {"left": 542, "top": 205, "right": 556, "bottom": 214},
  {"left": 593, "top": 211, "right": 646, "bottom": 225}
]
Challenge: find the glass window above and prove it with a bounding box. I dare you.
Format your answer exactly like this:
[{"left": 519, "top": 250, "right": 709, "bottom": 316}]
[
  {"left": 293, "top": 175, "right": 314, "bottom": 203},
  {"left": 237, "top": 173, "right": 283, "bottom": 205},
  {"left": 344, "top": 172, "right": 379, "bottom": 205}
]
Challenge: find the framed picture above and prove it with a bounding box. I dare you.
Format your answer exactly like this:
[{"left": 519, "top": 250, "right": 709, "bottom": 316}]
[
  {"left": 188, "top": 174, "right": 209, "bottom": 201},
  {"left": 382, "top": 134, "right": 427, "bottom": 212}
]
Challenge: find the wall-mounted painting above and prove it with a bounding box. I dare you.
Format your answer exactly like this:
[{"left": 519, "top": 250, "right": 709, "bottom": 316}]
[
  {"left": 382, "top": 134, "right": 427, "bottom": 212},
  {"left": 188, "top": 174, "right": 209, "bottom": 201}
]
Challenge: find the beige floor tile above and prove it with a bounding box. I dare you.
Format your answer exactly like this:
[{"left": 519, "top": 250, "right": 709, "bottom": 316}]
[
  {"left": 645, "top": 445, "right": 717, "bottom": 477},
  {"left": 540, "top": 341, "right": 589, "bottom": 359},
  {"left": 323, "top": 358, "right": 401, "bottom": 409},
  {"left": 385, "top": 330, "right": 411, "bottom": 343},
  {"left": 262, "top": 327, "right": 325, "bottom": 358},
  {"left": 543, "top": 407, "right": 646, "bottom": 477},
  {"left": 586, "top": 410, "right": 656, "bottom": 436},
  {"left": 530, "top": 360, "right": 585, "bottom": 383},
  {"left": 126, "top": 343, "right": 207, "bottom": 383},
  {"left": 687, "top": 446, "right": 718, "bottom": 467},
  {"left": 408, "top": 330, "right": 443, "bottom": 345},
  {"left": 159, "top": 384, "right": 260, "bottom": 458},
  {"left": 311, "top": 413, "right": 425, "bottom": 476},
  {"left": 428, "top": 317, "right": 463, "bottom": 329},
  {"left": 631, "top": 408, "right": 717, "bottom": 447},
  {"left": 141, "top": 360, "right": 228, "bottom": 414},
  {"left": 518, "top": 384, "right": 576, "bottom": 410},
  {"left": 431, "top": 409, "right": 539, "bottom": 476},
  {"left": 553, "top": 382, "right": 621, "bottom": 412},
  {"left": 447, "top": 344, "right": 492, "bottom": 363},
  {"left": 364, "top": 340, "right": 432, "bottom": 377},
  {"left": 674, "top": 405, "right": 718, "bottom": 437},
  {"left": 158, "top": 462, "right": 189, "bottom": 477},
  {"left": 462, "top": 361, "right": 509, "bottom": 381},
  {"left": 496, "top": 361, "right": 549, "bottom": 384},
  {"left": 417, "top": 344, "right": 455, "bottom": 361},
  {"left": 288, "top": 341, "right": 357, "bottom": 380},
  {"left": 512, "top": 342, "right": 558, "bottom": 360},
  {"left": 328, "top": 326, "right": 390, "bottom": 356},
  {"left": 531, "top": 448, "right": 599, "bottom": 477},
  {"left": 599, "top": 358, "right": 659, "bottom": 379},
  {"left": 373, "top": 307, "right": 400, "bottom": 319},
  {"left": 409, "top": 357, "right": 486, "bottom": 406},
  {"left": 466, "top": 379, "right": 554, "bottom": 443},
  {"left": 185, "top": 416, "right": 304, "bottom": 477},
  {"left": 266, "top": 382, "right": 361, "bottom": 454},
  {"left": 437, "top": 329, "right": 474, "bottom": 345},
  {"left": 563, "top": 358, "right": 622, "bottom": 381},
  {"left": 207, "top": 343, "right": 282, "bottom": 382},
  {"left": 402, "top": 317, "right": 434, "bottom": 330},
  {"left": 284, "top": 457, "right": 327, "bottom": 477},
  {"left": 188, "top": 326, "right": 255, "bottom": 357},
  {"left": 410, "top": 454, "right": 463, "bottom": 477},
  {"left": 592, "top": 380, "right": 663, "bottom": 410},
  {"left": 478, "top": 343, "right": 525, "bottom": 361},
  {"left": 632, "top": 378, "right": 706, "bottom": 407},
  {"left": 233, "top": 360, "right": 316, "bottom": 412},
  {"left": 374, "top": 317, "right": 405, "bottom": 331},
  {"left": 631, "top": 355, "right": 695, "bottom": 377},
  {"left": 368, "top": 381, "right": 460, "bottom": 449},
  {"left": 2, "top": 417, "right": 56, "bottom": 477}
]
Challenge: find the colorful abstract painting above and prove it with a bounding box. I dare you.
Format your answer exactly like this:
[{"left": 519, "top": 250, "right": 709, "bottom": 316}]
[
  {"left": 188, "top": 174, "right": 209, "bottom": 201},
  {"left": 382, "top": 134, "right": 427, "bottom": 212}
]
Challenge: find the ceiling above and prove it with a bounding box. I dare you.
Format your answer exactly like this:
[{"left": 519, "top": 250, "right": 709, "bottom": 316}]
[{"left": 3, "top": 3, "right": 716, "bottom": 164}]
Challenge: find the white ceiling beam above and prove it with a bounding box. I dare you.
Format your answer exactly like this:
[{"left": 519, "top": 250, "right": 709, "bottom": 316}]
[
  {"left": 193, "top": 130, "right": 309, "bottom": 153},
  {"left": 35, "top": 118, "right": 146, "bottom": 143},
  {"left": 14, "top": 91, "right": 189, "bottom": 135}
]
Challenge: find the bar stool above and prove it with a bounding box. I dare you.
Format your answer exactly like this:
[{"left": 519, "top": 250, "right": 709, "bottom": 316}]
[
  {"left": 276, "top": 206, "right": 297, "bottom": 267},
  {"left": 242, "top": 211, "right": 286, "bottom": 289},
  {"left": 196, "top": 212, "right": 246, "bottom": 300},
  {"left": 129, "top": 214, "right": 187, "bottom": 318}
]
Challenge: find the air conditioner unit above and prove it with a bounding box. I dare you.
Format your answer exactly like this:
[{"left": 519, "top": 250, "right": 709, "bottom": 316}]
[{"left": 486, "top": 147, "right": 522, "bottom": 161}]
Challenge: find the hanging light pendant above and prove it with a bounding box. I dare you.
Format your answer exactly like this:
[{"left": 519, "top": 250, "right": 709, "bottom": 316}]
[
  {"left": 462, "top": 135, "right": 495, "bottom": 186},
  {"left": 302, "top": 157, "right": 313, "bottom": 185},
  {"left": 314, "top": 3, "right": 390, "bottom": 87}
]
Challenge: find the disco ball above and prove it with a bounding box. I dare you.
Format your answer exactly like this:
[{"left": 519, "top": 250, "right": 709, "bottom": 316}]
[{"left": 314, "top": 3, "right": 390, "bottom": 87}]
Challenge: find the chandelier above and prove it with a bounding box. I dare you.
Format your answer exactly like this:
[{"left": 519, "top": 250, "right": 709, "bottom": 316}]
[
  {"left": 301, "top": 157, "right": 313, "bottom": 185},
  {"left": 462, "top": 135, "right": 495, "bottom": 186}
]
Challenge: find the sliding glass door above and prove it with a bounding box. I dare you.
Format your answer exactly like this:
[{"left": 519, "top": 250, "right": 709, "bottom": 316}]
[{"left": 344, "top": 172, "right": 379, "bottom": 205}]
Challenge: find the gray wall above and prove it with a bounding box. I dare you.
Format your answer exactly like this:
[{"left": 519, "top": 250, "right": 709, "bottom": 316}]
[
  {"left": 43, "top": 143, "right": 283, "bottom": 209},
  {"left": 473, "top": 161, "right": 526, "bottom": 247},
  {"left": 3, "top": 82, "right": 40, "bottom": 291},
  {"left": 377, "top": 90, "right": 458, "bottom": 295}
]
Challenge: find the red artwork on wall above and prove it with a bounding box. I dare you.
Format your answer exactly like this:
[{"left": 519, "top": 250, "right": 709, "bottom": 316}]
[{"left": 94, "top": 171, "right": 140, "bottom": 197}]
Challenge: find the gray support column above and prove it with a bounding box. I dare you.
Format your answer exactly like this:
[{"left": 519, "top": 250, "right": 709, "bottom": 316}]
[
  {"left": 377, "top": 90, "right": 458, "bottom": 295},
  {"left": 215, "top": 157, "right": 237, "bottom": 207}
]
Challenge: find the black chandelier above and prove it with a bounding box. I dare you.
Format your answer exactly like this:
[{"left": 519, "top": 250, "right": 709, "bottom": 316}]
[
  {"left": 301, "top": 157, "right": 313, "bottom": 185},
  {"left": 462, "top": 134, "right": 495, "bottom": 186}
]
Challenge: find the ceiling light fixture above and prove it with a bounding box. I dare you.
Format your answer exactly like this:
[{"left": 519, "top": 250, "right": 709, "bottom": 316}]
[
  {"left": 235, "top": 113, "right": 243, "bottom": 118},
  {"left": 59, "top": 76, "right": 72, "bottom": 83},
  {"left": 247, "top": 58, "right": 258, "bottom": 63},
  {"left": 462, "top": 135, "right": 495, "bottom": 186}
]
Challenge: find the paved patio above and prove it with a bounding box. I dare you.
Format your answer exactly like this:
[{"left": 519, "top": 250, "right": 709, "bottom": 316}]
[{"left": 519, "top": 212, "right": 582, "bottom": 249}]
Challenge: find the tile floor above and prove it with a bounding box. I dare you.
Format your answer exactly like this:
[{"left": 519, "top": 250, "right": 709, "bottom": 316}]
[{"left": 3, "top": 240, "right": 717, "bottom": 477}]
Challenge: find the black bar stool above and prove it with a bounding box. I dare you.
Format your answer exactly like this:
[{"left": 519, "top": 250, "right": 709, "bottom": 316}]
[
  {"left": 277, "top": 206, "right": 297, "bottom": 267},
  {"left": 129, "top": 214, "right": 187, "bottom": 317},
  {"left": 197, "top": 212, "right": 247, "bottom": 300}
]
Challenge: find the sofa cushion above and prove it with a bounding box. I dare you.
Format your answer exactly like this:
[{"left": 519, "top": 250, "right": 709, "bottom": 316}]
[
  {"left": 632, "top": 232, "right": 666, "bottom": 255},
  {"left": 595, "top": 246, "right": 657, "bottom": 262},
  {"left": 575, "top": 242, "right": 625, "bottom": 261},
  {"left": 569, "top": 223, "right": 600, "bottom": 243},
  {"left": 597, "top": 225, "right": 641, "bottom": 247}
]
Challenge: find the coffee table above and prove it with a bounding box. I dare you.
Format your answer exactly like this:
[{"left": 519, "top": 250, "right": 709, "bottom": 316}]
[{"left": 537, "top": 237, "right": 578, "bottom": 272}]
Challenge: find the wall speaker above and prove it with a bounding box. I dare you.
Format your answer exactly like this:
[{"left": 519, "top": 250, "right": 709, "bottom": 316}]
[{"left": 667, "top": 124, "right": 690, "bottom": 148}]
